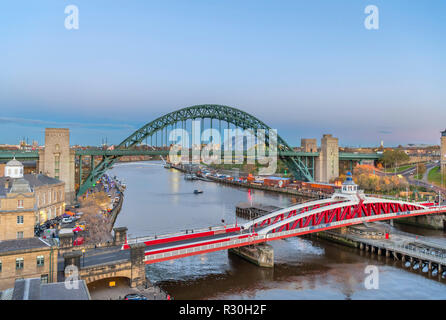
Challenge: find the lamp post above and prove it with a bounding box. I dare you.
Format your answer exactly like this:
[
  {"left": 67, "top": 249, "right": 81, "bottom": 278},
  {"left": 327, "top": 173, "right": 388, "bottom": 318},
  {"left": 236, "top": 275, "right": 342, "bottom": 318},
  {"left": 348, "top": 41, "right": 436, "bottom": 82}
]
[{"left": 82, "top": 248, "right": 85, "bottom": 268}]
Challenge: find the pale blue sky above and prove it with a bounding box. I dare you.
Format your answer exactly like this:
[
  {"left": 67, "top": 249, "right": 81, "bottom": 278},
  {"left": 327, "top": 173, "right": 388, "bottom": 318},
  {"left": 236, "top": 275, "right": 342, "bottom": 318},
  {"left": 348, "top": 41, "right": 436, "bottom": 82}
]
[{"left": 0, "top": 0, "right": 445, "bottom": 147}]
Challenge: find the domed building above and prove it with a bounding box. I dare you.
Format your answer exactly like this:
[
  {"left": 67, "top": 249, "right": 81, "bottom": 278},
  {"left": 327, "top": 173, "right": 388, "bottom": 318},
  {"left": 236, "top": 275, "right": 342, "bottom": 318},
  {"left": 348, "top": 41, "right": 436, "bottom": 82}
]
[
  {"left": 4, "top": 158, "right": 24, "bottom": 179},
  {"left": 332, "top": 171, "right": 364, "bottom": 201},
  {"left": 0, "top": 158, "right": 65, "bottom": 241},
  {"left": 341, "top": 171, "right": 358, "bottom": 194}
]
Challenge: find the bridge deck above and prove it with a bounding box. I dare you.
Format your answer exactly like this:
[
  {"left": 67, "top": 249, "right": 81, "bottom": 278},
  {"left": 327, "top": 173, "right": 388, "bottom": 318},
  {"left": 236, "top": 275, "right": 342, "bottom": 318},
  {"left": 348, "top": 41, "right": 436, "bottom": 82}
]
[{"left": 120, "top": 205, "right": 446, "bottom": 265}]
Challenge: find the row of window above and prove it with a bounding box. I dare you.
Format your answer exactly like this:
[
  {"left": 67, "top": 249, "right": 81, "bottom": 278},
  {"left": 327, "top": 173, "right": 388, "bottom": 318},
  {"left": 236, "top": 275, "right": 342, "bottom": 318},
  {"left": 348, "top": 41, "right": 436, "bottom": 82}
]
[
  {"left": 36, "top": 189, "right": 63, "bottom": 207},
  {"left": 0, "top": 256, "right": 45, "bottom": 272},
  {"left": 0, "top": 190, "right": 63, "bottom": 210},
  {"left": 6, "top": 167, "right": 23, "bottom": 177}
]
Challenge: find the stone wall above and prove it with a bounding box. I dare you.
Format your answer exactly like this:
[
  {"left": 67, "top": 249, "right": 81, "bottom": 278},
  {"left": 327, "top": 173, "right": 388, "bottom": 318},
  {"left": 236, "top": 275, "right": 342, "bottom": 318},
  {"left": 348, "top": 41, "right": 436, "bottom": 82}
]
[
  {"left": 396, "top": 213, "right": 446, "bottom": 230},
  {"left": 441, "top": 133, "right": 446, "bottom": 182},
  {"left": 38, "top": 128, "right": 75, "bottom": 205},
  {"left": 315, "top": 134, "right": 339, "bottom": 183},
  {"left": 0, "top": 246, "right": 58, "bottom": 290}
]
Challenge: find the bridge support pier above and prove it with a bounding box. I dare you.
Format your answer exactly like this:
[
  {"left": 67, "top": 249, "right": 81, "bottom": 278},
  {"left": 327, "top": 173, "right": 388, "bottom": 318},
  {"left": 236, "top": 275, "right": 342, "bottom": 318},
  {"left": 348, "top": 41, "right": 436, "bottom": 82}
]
[
  {"left": 130, "top": 243, "right": 147, "bottom": 288},
  {"left": 229, "top": 244, "right": 274, "bottom": 268},
  {"left": 113, "top": 227, "right": 128, "bottom": 246}
]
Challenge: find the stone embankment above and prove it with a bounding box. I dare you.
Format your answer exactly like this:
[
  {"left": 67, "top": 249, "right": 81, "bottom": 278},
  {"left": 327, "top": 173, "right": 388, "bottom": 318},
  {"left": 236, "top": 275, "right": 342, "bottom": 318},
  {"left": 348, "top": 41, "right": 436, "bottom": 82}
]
[
  {"left": 309, "top": 225, "right": 446, "bottom": 280},
  {"left": 171, "top": 164, "right": 328, "bottom": 200}
]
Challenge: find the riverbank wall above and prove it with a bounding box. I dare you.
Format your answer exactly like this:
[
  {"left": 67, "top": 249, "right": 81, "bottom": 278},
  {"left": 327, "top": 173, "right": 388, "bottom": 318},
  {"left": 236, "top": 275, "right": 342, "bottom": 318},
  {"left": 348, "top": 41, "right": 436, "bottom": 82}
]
[
  {"left": 394, "top": 214, "right": 446, "bottom": 230},
  {"left": 108, "top": 180, "right": 125, "bottom": 232},
  {"left": 171, "top": 164, "right": 326, "bottom": 200},
  {"left": 308, "top": 229, "right": 446, "bottom": 280}
]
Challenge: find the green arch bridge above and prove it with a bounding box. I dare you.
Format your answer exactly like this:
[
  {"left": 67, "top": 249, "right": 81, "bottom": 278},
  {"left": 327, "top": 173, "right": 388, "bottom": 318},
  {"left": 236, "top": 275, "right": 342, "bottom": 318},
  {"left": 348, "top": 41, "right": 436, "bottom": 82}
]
[{"left": 0, "top": 104, "right": 383, "bottom": 198}]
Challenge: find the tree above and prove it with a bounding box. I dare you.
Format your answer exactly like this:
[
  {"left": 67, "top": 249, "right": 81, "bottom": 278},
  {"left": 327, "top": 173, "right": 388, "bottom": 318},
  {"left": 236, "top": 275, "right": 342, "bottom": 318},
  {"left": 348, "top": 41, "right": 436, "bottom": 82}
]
[
  {"left": 380, "top": 150, "right": 409, "bottom": 168},
  {"left": 417, "top": 163, "right": 426, "bottom": 177}
]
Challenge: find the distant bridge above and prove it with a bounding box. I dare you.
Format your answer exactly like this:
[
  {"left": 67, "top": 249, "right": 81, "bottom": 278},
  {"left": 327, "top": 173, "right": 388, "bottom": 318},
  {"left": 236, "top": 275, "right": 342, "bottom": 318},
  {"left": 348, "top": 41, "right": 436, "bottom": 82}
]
[
  {"left": 0, "top": 149, "right": 382, "bottom": 160},
  {"left": 0, "top": 104, "right": 383, "bottom": 197}
]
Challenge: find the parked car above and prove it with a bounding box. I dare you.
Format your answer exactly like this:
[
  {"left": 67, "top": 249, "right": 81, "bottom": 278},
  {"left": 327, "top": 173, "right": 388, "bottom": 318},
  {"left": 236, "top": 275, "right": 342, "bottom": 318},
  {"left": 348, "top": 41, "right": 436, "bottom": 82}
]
[
  {"left": 62, "top": 217, "right": 74, "bottom": 224},
  {"left": 73, "top": 237, "right": 84, "bottom": 246},
  {"left": 124, "top": 294, "right": 147, "bottom": 300}
]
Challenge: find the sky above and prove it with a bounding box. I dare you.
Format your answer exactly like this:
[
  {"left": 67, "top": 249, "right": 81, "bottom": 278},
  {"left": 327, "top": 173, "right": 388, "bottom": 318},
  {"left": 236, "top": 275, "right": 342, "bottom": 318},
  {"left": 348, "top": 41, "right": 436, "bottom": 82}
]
[{"left": 0, "top": 0, "right": 445, "bottom": 147}]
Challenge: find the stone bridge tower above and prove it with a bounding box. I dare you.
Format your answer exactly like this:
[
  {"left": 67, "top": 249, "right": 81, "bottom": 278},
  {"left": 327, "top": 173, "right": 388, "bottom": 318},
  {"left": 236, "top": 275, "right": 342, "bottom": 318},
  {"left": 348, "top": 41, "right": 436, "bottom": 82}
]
[
  {"left": 38, "top": 128, "right": 75, "bottom": 204},
  {"left": 315, "top": 134, "right": 339, "bottom": 183},
  {"left": 441, "top": 129, "right": 446, "bottom": 183}
]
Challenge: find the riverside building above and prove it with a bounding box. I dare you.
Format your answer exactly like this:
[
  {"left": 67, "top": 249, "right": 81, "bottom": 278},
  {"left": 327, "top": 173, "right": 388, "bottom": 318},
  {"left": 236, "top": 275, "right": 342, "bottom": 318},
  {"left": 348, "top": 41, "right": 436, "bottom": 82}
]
[{"left": 0, "top": 158, "right": 65, "bottom": 241}]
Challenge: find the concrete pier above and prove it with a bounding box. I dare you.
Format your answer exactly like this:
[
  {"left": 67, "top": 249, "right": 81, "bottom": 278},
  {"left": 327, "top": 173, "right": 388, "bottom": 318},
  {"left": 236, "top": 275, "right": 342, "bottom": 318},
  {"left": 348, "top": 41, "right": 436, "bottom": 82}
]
[{"left": 229, "top": 244, "right": 274, "bottom": 268}]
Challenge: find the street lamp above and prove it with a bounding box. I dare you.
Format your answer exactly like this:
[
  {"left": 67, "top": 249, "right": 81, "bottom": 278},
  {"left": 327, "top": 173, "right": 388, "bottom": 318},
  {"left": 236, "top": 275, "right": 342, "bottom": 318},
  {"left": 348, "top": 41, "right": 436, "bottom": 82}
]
[{"left": 82, "top": 248, "right": 85, "bottom": 268}]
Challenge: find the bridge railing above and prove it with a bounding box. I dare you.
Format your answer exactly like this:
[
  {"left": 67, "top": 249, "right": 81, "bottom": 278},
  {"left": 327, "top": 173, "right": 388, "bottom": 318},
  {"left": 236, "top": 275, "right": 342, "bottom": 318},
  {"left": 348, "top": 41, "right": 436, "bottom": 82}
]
[
  {"left": 128, "top": 223, "right": 238, "bottom": 245},
  {"left": 263, "top": 207, "right": 446, "bottom": 238},
  {"left": 144, "top": 233, "right": 268, "bottom": 262},
  {"left": 143, "top": 206, "right": 446, "bottom": 262},
  {"left": 395, "top": 244, "right": 446, "bottom": 263}
]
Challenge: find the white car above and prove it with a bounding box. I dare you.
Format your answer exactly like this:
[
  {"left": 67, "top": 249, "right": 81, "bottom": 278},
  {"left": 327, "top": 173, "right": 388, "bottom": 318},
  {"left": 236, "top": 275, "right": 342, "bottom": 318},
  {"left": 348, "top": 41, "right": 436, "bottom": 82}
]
[{"left": 62, "top": 217, "right": 73, "bottom": 224}]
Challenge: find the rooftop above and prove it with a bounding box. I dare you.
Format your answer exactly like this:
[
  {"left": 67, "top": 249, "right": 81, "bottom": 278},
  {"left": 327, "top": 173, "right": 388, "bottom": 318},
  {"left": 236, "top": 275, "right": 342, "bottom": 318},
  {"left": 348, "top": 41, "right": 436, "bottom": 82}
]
[
  {"left": 0, "top": 174, "right": 62, "bottom": 197},
  {"left": 8, "top": 278, "right": 90, "bottom": 300},
  {"left": 5, "top": 158, "right": 23, "bottom": 167},
  {"left": 0, "top": 237, "right": 50, "bottom": 254}
]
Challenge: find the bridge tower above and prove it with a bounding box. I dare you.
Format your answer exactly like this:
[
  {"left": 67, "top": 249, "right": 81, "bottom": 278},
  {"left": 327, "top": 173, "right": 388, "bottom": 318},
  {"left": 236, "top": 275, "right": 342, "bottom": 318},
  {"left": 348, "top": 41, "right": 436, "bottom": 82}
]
[
  {"left": 38, "top": 128, "right": 76, "bottom": 204},
  {"left": 315, "top": 134, "right": 339, "bottom": 183},
  {"left": 441, "top": 129, "right": 446, "bottom": 185},
  {"left": 301, "top": 138, "right": 317, "bottom": 153}
]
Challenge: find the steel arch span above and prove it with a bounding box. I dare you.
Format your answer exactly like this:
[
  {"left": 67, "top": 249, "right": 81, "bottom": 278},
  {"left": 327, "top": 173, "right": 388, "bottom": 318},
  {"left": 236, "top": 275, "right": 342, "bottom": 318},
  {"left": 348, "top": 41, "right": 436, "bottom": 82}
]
[
  {"left": 250, "top": 198, "right": 431, "bottom": 235},
  {"left": 77, "top": 104, "right": 314, "bottom": 197}
]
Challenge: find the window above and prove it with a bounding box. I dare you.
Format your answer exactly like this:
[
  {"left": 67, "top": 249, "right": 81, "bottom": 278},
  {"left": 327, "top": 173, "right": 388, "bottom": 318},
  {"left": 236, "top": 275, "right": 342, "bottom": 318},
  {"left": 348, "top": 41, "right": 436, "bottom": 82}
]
[
  {"left": 16, "top": 258, "right": 24, "bottom": 270},
  {"left": 48, "top": 191, "right": 51, "bottom": 203},
  {"left": 17, "top": 216, "right": 24, "bottom": 224},
  {"left": 41, "top": 274, "right": 48, "bottom": 284},
  {"left": 0, "top": 260, "right": 2, "bottom": 272},
  {"left": 37, "top": 255, "right": 44, "bottom": 267},
  {"left": 55, "top": 155, "right": 60, "bottom": 180},
  {"left": 17, "top": 200, "right": 24, "bottom": 208},
  {"left": 36, "top": 195, "right": 39, "bottom": 207},
  {"left": 43, "top": 193, "right": 46, "bottom": 205},
  {"left": 17, "top": 231, "right": 24, "bottom": 239}
]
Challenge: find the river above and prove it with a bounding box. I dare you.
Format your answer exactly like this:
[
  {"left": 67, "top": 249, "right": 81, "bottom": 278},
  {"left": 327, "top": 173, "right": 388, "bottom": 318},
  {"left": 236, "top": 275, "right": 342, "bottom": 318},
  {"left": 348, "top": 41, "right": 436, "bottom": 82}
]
[{"left": 110, "top": 161, "right": 446, "bottom": 300}]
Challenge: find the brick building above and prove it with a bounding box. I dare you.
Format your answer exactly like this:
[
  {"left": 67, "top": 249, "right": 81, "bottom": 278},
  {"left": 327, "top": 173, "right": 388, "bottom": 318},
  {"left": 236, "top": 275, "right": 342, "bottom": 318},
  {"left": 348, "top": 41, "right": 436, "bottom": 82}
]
[
  {"left": 0, "top": 238, "right": 58, "bottom": 290},
  {"left": 0, "top": 158, "right": 65, "bottom": 241}
]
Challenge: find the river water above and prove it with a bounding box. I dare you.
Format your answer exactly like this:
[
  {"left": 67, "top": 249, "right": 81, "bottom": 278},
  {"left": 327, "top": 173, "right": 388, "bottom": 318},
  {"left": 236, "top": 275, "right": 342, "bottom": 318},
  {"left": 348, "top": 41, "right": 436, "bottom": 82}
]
[{"left": 110, "top": 161, "right": 446, "bottom": 300}]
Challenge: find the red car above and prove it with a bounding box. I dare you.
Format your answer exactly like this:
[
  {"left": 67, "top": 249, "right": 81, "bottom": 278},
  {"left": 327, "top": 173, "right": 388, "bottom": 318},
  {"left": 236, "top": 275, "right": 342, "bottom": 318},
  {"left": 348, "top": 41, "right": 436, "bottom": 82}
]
[{"left": 73, "top": 237, "right": 84, "bottom": 246}]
